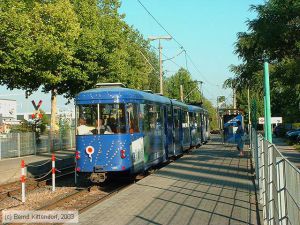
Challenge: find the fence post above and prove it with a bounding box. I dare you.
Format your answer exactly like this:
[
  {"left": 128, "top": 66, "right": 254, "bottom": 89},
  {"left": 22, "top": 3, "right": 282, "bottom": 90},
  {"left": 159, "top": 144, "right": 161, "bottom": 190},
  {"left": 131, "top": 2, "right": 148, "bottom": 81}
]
[
  {"left": 276, "top": 157, "right": 287, "bottom": 225},
  {"left": 18, "top": 133, "right": 21, "bottom": 157},
  {"left": 21, "top": 160, "right": 26, "bottom": 203},
  {"left": 267, "top": 144, "right": 274, "bottom": 225},
  {"left": 70, "top": 129, "right": 73, "bottom": 150},
  {"left": 33, "top": 132, "right": 37, "bottom": 155},
  {"left": 47, "top": 132, "right": 51, "bottom": 153},
  {"left": 249, "top": 125, "right": 252, "bottom": 150},
  {"left": 262, "top": 140, "right": 268, "bottom": 223},
  {"left": 259, "top": 137, "right": 264, "bottom": 205},
  {"left": 59, "top": 130, "right": 62, "bottom": 151},
  {"left": 255, "top": 131, "right": 259, "bottom": 188},
  {"left": 52, "top": 153, "right": 56, "bottom": 192},
  {"left": 0, "top": 138, "right": 2, "bottom": 160}
]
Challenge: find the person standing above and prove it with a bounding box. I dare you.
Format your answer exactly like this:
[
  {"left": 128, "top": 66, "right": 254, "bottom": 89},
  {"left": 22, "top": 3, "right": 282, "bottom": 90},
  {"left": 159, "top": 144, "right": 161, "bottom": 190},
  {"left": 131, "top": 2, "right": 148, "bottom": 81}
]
[{"left": 235, "top": 121, "right": 245, "bottom": 156}]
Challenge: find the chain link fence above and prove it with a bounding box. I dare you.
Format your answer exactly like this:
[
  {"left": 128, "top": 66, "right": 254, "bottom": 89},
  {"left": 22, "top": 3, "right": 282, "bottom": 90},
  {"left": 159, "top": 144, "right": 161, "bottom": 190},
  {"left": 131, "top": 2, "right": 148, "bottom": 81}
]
[
  {"left": 250, "top": 128, "right": 300, "bottom": 225},
  {"left": 0, "top": 129, "right": 75, "bottom": 160}
]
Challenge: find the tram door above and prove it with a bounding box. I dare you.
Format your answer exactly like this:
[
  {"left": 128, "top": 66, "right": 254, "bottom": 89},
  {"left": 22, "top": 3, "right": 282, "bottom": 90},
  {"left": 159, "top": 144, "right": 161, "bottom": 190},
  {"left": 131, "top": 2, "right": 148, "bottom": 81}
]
[
  {"left": 200, "top": 112, "right": 204, "bottom": 142},
  {"left": 127, "top": 103, "right": 144, "bottom": 172},
  {"left": 173, "top": 107, "right": 181, "bottom": 154},
  {"left": 167, "top": 106, "right": 174, "bottom": 156}
]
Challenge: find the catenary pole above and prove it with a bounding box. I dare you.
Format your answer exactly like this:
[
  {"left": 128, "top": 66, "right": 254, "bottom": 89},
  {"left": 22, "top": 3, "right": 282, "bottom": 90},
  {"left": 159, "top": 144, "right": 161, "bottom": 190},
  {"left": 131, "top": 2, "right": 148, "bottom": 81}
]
[
  {"left": 263, "top": 59, "right": 272, "bottom": 142},
  {"left": 233, "top": 87, "right": 236, "bottom": 109},
  {"left": 148, "top": 36, "right": 172, "bottom": 95},
  {"left": 159, "top": 40, "right": 163, "bottom": 94}
]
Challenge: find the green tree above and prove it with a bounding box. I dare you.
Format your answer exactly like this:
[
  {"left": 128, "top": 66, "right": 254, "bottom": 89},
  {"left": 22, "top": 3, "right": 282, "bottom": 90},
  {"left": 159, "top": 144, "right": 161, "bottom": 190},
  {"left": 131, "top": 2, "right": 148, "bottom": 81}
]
[
  {"left": 165, "top": 68, "right": 217, "bottom": 129},
  {"left": 165, "top": 68, "right": 201, "bottom": 102},
  {"left": 229, "top": 0, "right": 300, "bottom": 123},
  {"left": 72, "top": 0, "right": 160, "bottom": 91},
  {"left": 0, "top": 0, "right": 161, "bottom": 140},
  {"left": 0, "top": 0, "right": 81, "bottom": 138}
]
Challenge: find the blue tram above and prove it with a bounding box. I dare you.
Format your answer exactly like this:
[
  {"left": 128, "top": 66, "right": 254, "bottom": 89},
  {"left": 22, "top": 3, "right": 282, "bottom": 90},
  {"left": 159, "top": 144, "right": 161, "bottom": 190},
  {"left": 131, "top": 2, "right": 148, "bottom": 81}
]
[{"left": 75, "top": 84, "right": 210, "bottom": 183}]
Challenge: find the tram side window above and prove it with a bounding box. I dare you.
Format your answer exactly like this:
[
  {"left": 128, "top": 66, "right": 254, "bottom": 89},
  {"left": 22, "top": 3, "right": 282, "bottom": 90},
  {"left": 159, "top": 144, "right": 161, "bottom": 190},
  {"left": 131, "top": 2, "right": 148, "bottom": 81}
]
[
  {"left": 157, "top": 105, "right": 164, "bottom": 131},
  {"left": 142, "top": 104, "right": 157, "bottom": 132},
  {"left": 167, "top": 106, "right": 173, "bottom": 127},
  {"left": 189, "top": 112, "right": 196, "bottom": 128},
  {"left": 127, "top": 103, "right": 140, "bottom": 133},
  {"left": 182, "top": 110, "right": 189, "bottom": 128},
  {"left": 196, "top": 113, "right": 201, "bottom": 132},
  {"left": 142, "top": 104, "right": 164, "bottom": 133},
  {"left": 142, "top": 104, "right": 151, "bottom": 132},
  {"left": 76, "top": 105, "right": 97, "bottom": 135},
  {"left": 174, "top": 108, "right": 179, "bottom": 129}
]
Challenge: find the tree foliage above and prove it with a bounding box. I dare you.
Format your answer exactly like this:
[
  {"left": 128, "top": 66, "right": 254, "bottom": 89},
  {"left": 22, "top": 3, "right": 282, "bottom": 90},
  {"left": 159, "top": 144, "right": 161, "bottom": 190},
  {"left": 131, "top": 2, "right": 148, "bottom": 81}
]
[
  {"left": 0, "top": 0, "right": 160, "bottom": 133},
  {"left": 165, "top": 68, "right": 217, "bottom": 129},
  {"left": 226, "top": 0, "right": 300, "bottom": 123}
]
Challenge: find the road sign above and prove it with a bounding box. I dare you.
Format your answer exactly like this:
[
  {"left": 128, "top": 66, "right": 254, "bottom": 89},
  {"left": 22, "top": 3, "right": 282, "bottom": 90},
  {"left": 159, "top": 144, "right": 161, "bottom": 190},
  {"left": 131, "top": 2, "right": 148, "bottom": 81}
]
[
  {"left": 31, "top": 100, "right": 42, "bottom": 111},
  {"left": 258, "top": 117, "right": 282, "bottom": 124}
]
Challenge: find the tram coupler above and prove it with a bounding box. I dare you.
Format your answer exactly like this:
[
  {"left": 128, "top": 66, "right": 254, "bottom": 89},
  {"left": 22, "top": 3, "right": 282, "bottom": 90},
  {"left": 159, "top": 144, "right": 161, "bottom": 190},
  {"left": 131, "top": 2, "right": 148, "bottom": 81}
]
[{"left": 90, "top": 172, "right": 107, "bottom": 183}]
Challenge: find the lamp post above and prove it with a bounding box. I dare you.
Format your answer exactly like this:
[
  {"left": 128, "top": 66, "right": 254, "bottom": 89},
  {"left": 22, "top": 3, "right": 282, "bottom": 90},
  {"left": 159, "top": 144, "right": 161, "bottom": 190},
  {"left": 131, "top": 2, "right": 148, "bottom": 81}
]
[{"left": 149, "top": 35, "right": 172, "bottom": 95}]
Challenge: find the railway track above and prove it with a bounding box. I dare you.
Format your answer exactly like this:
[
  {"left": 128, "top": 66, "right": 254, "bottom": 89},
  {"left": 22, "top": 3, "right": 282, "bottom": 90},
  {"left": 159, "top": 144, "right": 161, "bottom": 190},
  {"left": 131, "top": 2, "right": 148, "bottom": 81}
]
[
  {"left": 0, "top": 165, "right": 75, "bottom": 208},
  {"left": 37, "top": 181, "right": 131, "bottom": 213}
]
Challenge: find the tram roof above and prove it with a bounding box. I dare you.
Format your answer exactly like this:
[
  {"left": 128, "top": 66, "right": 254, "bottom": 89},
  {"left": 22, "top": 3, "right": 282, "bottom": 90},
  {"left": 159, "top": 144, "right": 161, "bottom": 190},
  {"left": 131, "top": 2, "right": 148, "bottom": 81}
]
[
  {"left": 171, "top": 99, "right": 188, "bottom": 108},
  {"left": 188, "top": 104, "right": 204, "bottom": 112},
  {"left": 76, "top": 87, "right": 172, "bottom": 104}
]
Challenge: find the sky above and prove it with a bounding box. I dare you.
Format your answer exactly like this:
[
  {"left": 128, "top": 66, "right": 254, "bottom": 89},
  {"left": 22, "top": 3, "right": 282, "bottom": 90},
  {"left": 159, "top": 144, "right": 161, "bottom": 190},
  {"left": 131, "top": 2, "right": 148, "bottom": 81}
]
[{"left": 0, "top": 0, "right": 264, "bottom": 114}]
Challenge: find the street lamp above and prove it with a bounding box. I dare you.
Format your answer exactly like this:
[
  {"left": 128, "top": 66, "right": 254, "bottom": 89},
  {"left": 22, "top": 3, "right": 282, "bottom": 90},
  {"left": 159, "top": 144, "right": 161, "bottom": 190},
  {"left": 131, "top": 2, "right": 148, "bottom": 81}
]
[{"left": 148, "top": 35, "right": 172, "bottom": 95}]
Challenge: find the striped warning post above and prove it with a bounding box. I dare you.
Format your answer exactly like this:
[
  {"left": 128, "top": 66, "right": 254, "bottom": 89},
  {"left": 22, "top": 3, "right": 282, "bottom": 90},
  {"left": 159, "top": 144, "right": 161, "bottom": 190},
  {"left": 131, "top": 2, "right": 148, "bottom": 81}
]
[{"left": 21, "top": 160, "right": 26, "bottom": 203}]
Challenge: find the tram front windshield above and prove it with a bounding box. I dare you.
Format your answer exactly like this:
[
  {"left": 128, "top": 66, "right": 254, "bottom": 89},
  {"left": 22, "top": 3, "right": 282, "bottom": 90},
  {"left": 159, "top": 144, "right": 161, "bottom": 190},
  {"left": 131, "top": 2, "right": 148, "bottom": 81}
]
[{"left": 76, "top": 104, "right": 126, "bottom": 135}]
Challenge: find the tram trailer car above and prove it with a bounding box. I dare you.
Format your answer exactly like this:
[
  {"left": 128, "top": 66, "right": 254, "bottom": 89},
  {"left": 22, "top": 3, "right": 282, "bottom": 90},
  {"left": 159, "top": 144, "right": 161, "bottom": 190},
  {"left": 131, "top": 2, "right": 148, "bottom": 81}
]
[
  {"left": 202, "top": 109, "right": 211, "bottom": 142},
  {"left": 75, "top": 84, "right": 209, "bottom": 183},
  {"left": 188, "top": 105, "right": 204, "bottom": 147}
]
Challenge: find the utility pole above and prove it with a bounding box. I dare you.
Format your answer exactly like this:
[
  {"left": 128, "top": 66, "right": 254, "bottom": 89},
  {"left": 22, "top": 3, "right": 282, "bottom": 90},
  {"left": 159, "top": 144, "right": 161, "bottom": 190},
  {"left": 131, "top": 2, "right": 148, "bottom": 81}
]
[
  {"left": 159, "top": 40, "right": 163, "bottom": 95},
  {"left": 149, "top": 36, "right": 172, "bottom": 95},
  {"left": 247, "top": 87, "right": 251, "bottom": 126},
  {"left": 180, "top": 85, "right": 184, "bottom": 101},
  {"left": 217, "top": 97, "right": 220, "bottom": 130},
  {"left": 233, "top": 87, "right": 236, "bottom": 109}
]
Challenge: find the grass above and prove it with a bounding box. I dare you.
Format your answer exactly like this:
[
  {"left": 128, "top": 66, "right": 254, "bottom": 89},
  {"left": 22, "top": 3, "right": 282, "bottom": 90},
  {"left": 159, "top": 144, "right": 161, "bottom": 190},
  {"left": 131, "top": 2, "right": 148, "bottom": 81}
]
[
  {"left": 283, "top": 138, "right": 300, "bottom": 152},
  {"left": 293, "top": 144, "right": 300, "bottom": 152}
]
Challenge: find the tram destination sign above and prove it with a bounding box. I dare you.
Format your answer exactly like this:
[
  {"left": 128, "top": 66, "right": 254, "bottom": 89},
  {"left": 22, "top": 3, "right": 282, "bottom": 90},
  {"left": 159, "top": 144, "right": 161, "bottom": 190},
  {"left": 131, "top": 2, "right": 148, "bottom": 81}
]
[{"left": 258, "top": 117, "right": 282, "bottom": 124}]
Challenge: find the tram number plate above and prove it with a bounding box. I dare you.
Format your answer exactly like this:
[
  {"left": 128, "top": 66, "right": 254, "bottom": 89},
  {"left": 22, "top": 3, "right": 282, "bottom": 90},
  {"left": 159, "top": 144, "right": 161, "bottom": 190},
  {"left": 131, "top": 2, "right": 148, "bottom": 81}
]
[{"left": 94, "top": 166, "right": 104, "bottom": 172}]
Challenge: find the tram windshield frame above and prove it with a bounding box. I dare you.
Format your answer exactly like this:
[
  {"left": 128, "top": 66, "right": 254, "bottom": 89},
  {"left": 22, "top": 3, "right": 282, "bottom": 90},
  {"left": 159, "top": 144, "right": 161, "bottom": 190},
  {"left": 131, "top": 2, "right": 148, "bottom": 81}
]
[{"left": 76, "top": 103, "right": 126, "bottom": 135}]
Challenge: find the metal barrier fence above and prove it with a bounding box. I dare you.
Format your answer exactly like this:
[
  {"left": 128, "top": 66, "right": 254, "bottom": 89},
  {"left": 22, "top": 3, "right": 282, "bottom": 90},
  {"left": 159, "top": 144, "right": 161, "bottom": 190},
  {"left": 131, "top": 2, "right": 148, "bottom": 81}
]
[
  {"left": 250, "top": 128, "right": 300, "bottom": 225},
  {"left": 0, "top": 130, "right": 75, "bottom": 160}
]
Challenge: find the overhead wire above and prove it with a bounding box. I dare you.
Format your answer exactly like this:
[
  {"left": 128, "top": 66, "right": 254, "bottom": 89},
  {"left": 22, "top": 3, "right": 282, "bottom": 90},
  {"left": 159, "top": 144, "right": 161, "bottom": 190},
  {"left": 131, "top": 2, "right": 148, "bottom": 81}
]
[
  {"left": 184, "top": 50, "right": 189, "bottom": 72},
  {"left": 137, "top": 0, "right": 215, "bottom": 89},
  {"left": 150, "top": 44, "right": 182, "bottom": 69},
  {"left": 162, "top": 49, "right": 185, "bottom": 62},
  {"left": 136, "top": 0, "right": 184, "bottom": 49},
  {"left": 185, "top": 53, "right": 215, "bottom": 86},
  {"left": 138, "top": 50, "right": 158, "bottom": 73}
]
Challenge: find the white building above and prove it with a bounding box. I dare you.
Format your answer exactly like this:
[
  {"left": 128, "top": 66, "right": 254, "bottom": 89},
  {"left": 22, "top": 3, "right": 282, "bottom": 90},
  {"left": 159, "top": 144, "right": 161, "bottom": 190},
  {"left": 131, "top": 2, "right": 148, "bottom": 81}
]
[
  {"left": 0, "top": 99, "right": 18, "bottom": 124},
  {"left": 0, "top": 99, "right": 18, "bottom": 133}
]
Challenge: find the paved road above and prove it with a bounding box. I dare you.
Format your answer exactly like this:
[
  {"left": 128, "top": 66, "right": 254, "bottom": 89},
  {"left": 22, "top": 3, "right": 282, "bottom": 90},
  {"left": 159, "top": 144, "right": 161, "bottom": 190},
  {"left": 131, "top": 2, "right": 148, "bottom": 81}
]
[
  {"left": 272, "top": 137, "right": 300, "bottom": 168},
  {"left": 0, "top": 150, "right": 74, "bottom": 184},
  {"left": 76, "top": 137, "right": 261, "bottom": 225}
]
